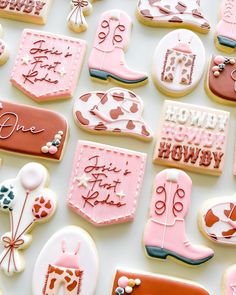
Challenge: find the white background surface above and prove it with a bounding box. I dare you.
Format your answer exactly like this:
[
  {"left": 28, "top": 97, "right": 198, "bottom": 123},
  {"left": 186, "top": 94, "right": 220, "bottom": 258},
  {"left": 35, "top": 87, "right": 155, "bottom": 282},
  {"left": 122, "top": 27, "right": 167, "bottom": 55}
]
[{"left": 0, "top": 0, "right": 235, "bottom": 294}]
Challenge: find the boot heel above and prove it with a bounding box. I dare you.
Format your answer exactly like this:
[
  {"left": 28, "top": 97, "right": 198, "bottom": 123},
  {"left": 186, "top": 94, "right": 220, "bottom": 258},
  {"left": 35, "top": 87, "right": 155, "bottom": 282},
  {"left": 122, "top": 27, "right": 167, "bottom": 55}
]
[
  {"left": 89, "top": 69, "right": 109, "bottom": 81},
  {"left": 145, "top": 246, "right": 168, "bottom": 260}
]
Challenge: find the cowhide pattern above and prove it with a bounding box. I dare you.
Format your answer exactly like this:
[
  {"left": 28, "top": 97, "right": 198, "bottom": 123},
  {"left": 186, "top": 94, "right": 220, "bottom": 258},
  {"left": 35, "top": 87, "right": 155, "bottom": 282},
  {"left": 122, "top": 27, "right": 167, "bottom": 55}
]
[
  {"left": 137, "top": 0, "right": 210, "bottom": 32},
  {"left": 43, "top": 264, "right": 83, "bottom": 295},
  {"left": 74, "top": 89, "right": 152, "bottom": 140}
]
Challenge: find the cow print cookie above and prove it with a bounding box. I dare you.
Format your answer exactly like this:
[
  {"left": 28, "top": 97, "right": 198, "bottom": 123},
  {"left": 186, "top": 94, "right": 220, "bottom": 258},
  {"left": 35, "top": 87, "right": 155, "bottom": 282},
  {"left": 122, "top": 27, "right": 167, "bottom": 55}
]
[
  {"left": 199, "top": 195, "right": 236, "bottom": 245},
  {"left": 222, "top": 265, "right": 236, "bottom": 295},
  {"left": 0, "top": 25, "right": 9, "bottom": 66},
  {"left": 11, "top": 29, "right": 86, "bottom": 102},
  {"left": 153, "top": 100, "right": 230, "bottom": 175},
  {"left": 0, "top": 0, "right": 53, "bottom": 24},
  {"left": 0, "top": 163, "right": 57, "bottom": 276},
  {"left": 73, "top": 87, "right": 153, "bottom": 141},
  {"left": 32, "top": 226, "right": 98, "bottom": 295},
  {"left": 152, "top": 29, "right": 205, "bottom": 97},
  {"left": 137, "top": 0, "right": 210, "bottom": 33},
  {"left": 67, "top": 140, "right": 147, "bottom": 226}
]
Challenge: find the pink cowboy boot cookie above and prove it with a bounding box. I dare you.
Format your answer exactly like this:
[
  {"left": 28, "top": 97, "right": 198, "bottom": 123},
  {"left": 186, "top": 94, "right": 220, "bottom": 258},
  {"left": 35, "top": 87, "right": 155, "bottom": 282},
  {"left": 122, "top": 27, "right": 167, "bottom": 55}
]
[{"left": 143, "top": 169, "right": 214, "bottom": 266}]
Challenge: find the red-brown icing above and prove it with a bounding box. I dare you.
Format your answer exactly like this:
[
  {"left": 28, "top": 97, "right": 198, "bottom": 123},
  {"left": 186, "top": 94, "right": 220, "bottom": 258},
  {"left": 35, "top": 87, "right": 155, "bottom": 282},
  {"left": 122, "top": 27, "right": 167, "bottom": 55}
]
[
  {"left": 111, "top": 270, "right": 210, "bottom": 295},
  {"left": 0, "top": 100, "right": 67, "bottom": 160},
  {"left": 205, "top": 209, "right": 220, "bottom": 227}
]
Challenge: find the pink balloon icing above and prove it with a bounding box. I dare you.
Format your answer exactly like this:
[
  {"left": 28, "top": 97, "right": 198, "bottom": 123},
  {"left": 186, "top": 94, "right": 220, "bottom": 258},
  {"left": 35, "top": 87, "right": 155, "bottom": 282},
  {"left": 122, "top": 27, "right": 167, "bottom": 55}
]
[
  {"left": 32, "top": 196, "right": 54, "bottom": 220},
  {"left": 19, "top": 163, "right": 45, "bottom": 191}
]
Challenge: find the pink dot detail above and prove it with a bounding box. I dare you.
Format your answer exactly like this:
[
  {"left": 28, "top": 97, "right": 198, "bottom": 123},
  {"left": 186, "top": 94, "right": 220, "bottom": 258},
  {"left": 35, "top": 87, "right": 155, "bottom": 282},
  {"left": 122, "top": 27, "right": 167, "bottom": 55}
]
[
  {"left": 214, "top": 55, "right": 225, "bottom": 65},
  {"left": 212, "top": 66, "right": 219, "bottom": 72},
  {"left": 49, "top": 146, "right": 58, "bottom": 155},
  {"left": 118, "top": 276, "right": 129, "bottom": 288}
]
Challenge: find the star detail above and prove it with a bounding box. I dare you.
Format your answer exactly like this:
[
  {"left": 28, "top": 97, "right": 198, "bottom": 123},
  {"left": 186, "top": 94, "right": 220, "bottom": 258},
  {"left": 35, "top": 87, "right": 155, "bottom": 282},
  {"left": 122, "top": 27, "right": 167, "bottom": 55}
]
[
  {"left": 76, "top": 173, "right": 91, "bottom": 188},
  {"left": 21, "top": 54, "right": 31, "bottom": 65},
  {"left": 57, "top": 67, "right": 66, "bottom": 77},
  {"left": 116, "top": 191, "right": 126, "bottom": 200}
]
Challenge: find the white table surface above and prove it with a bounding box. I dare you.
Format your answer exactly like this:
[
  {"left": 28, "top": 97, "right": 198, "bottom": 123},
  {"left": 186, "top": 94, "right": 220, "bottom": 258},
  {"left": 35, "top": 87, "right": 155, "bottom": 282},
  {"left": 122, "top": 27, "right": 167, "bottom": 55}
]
[{"left": 0, "top": 0, "right": 235, "bottom": 294}]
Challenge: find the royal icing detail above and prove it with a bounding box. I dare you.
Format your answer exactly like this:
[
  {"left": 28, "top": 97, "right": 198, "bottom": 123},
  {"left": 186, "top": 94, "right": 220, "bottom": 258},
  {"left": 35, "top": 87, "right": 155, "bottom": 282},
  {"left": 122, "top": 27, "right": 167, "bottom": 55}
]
[
  {"left": 143, "top": 169, "right": 214, "bottom": 266},
  {"left": 207, "top": 55, "right": 236, "bottom": 104},
  {"left": 137, "top": 0, "right": 210, "bottom": 33},
  {"left": 115, "top": 275, "right": 141, "bottom": 294},
  {"left": 73, "top": 87, "right": 153, "bottom": 141},
  {"left": 67, "top": 140, "right": 147, "bottom": 226},
  {"left": 112, "top": 269, "right": 210, "bottom": 294},
  {"left": 67, "top": 0, "right": 93, "bottom": 33},
  {"left": 32, "top": 226, "right": 98, "bottom": 295},
  {"left": 0, "top": 163, "right": 56, "bottom": 276},
  {"left": 199, "top": 196, "right": 236, "bottom": 245},
  {"left": 0, "top": 100, "right": 68, "bottom": 161},
  {"left": 0, "top": 25, "right": 9, "bottom": 66},
  {"left": 216, "top": 0, "right": 236, "bottom": 52},
  {"left": 88, "top": 9, "right": 148, "bottom": 86},
  {"left": 11, "top": 29, "right": 87, "bottom": 102},
  {"left": 152, "top": 29, "right": 205, "bottom": 97},
  {"left": 222, "top": 265, "right": 236, "bottom": 295},
  {"left": 0, "top": 0, "right": 52, "bottom": 24},
  {"left": 153, "top": 100, "right": 230, "bottom": 175}
]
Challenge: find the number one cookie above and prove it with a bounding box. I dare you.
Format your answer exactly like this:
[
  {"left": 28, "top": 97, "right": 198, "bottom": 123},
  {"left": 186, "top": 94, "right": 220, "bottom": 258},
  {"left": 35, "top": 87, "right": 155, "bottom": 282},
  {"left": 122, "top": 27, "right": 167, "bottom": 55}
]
[{"left": 143, "top": 169, "right": 214, "bottom": 266}]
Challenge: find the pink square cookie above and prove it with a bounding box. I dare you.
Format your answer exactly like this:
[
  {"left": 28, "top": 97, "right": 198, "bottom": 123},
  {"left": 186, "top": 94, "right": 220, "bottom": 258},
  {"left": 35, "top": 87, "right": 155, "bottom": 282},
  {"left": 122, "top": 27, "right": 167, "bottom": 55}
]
[
  {"left": 67, "top": 140, "right": 147, "bottom": 226},
  {"left": 153, "top": 100, "right": 230, "bottom": 175},
  {"left": 11, "top": 29, "right": 86, "bottom": 102}
]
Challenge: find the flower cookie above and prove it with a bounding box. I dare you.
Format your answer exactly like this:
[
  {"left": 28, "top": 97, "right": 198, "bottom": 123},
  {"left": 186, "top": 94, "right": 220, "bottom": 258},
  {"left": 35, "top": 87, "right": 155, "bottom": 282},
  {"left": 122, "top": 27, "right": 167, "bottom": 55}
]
[
  {"left": 137, "top": 0, "right": 210, "bottom": 33},
  {"left": 67, "top": 140, "right": 147, "bottom": 226},
  {"left": 73, "top": 87, "right": 153, "bottom": 141},
  {"left": 112, "top": 269, "right": 210, "bottom": 294},
  {"left": 0, "top": 25, "right": 9, "bottom": 66},
  {"left": 152, "top": 29, "right": 205, "bottom": 97},
  {"left": 32, "top": 226, "right": 98, "bottom": 295},
  {"left": 0, "top": 0, "right": 53, "bottom": 24},
  {"left": 222, "top": 265, "right": 236, "bottom": 295},
  {"left": 199, "top": 195, "right": 236, "bottom": 245},
  {"left": 88, "top": 9, "right": 148, "bottom": 86},
  {"left": 11, "top": 29, "right": 86, "bottom": 102},
  {"left": 206, "top": 55, "right": 236, "bottom": 105},
  {"left": 215, "top": 0, "right": 236, "bottom": 53},
  {"left": 0, "top": 100, "right": 68, "bottom": 161},
  {"left": 0, "top": 163, "right": 57, "bottom": 276},
  {"left": 153, "top": 100, "right": 230, "bottom": 175},
  {"left": 143, "top": 169, "right": 214, "bottom": 266}
]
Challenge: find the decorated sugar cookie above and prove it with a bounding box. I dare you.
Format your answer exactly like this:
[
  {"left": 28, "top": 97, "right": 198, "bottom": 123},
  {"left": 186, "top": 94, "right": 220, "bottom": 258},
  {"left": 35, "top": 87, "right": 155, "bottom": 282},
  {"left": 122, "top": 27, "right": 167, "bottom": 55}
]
[
  {"left": 0, "top": 163, "right": 57, "bottom": 276},
  {"left": 215, "top": 0, "right": 236, "bottom": 53},
  {"left": 222, "top": 265, "right": 236, "bottom": 295},
  {"left": 152, "top": 29, "right": 205, "bottom": 97},
  {"left": 67, "top": 0, "right": 93, "bottom": 33},
  {"left": 88, "top": 9, "right": 148, "bottom": 86},
  {"left": 153, "top": 100, "right": 230, "bottom": 175},
  {"left": 137, "top": 0, "right": 210, "bottom": 33},
  {"left": 32, "top": 226, "right": 98, "bottom": 295},
  {"left": 11, "top": 29, "right": 86, "bottom": 102},
  {"left": 67, "top": 140, "right": 147, "bottom": 226},
  {"left": 143, "top": 169, "right": 214, "bottom": 266},
  {"left": 0, "top": 100, "right": 68, "bottom": 161},
  {"left": 206, "top": 55, "right": 236, "bottom": 105},
  {"left": 0, "top": 25, "right": 9, "bottom": 66},
  {"left": 112, "top": 269, "right": 210, "bottom": 294},
  {"left": 199, "top": 195, "right": 236, "bottom": 245},
  {"left": 0, "top": 0, "right": 52, "bottom": 24},
  {"left": 73, "top": 87, "right": 153, "bottom": 141}
]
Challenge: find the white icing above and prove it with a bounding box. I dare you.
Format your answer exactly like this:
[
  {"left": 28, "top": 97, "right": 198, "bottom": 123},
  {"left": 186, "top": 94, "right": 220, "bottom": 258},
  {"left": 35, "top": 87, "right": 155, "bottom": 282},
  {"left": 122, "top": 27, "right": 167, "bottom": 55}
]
[
  {"left": 19, "top": 163, "right": 45, "bottom": 191},
  {"left": 166, "top": 169, "right": 180, "bottom": 182}
]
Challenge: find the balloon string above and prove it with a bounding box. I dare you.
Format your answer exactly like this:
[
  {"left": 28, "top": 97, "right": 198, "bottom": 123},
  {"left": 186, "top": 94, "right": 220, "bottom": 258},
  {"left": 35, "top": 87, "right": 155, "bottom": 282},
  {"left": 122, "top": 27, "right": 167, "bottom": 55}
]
[{"left": 15, "top": 219, "right": 35, "bottom": 242}]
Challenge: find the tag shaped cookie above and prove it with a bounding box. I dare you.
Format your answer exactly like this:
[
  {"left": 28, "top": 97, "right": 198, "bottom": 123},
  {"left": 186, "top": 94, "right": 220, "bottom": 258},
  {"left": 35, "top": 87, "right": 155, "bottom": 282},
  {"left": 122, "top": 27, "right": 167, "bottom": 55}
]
[
  {"left": 222, "top": 265, "right": 236, "bottom": 295},
  {"left": 11, "top": 29, "right": 86, "bottom": 102},
  {"left": 0, "top": 25, "right": 9, "bottom": 66},
  {"left": 143, "top": 169, "right": 214, "bottom": 266},
  {"left": 153, "top": 100, "right": 230, "bottom": 175},
  {"left": 137, "top": 0, "right": 210, "bottom": 33},
  {"left": 206, "top": 55, "right": 236, "bottom": 105},
  {"left": 67, "top": 0, "right": 93, "bottom": 33},
  {"left": 73, "top": 87, "right": 153, "bottom": 141},
  {"left": 199, "top": 195, "right": 236, "bottom": 245},
  {"left": 67, "top": 140, "right": 147, "bottom": 226},
  {"left": 88, "top": 9, "right": 148, "bottom": 86},
  {"left": 215, "top": 0, "right": 236, "bottom": 53},
  {"left": 0, "top": 163, "right": 57, "bottom": 276},
  {"left": 152, "top": 29, "right": 205, "bottom": 97},
  {"left": 112, "top": 269, "right": 210, "bottom": 295},
  {"left": 0, "top": 100, "right": 68, "bottom": 161},
  {"left": 0, "top": 0, "right": 52, "bottom": 24},
  {"left": 32, "top": 226, "right": 98, "bottom": 295}
]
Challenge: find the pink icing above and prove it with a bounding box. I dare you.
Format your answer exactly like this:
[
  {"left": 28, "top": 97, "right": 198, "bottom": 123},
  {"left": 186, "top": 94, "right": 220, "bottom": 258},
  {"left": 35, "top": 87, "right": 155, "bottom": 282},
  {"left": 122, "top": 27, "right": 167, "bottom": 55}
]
[
  {"left": 173, "top": 42, "right": 192, "bottom": 54},
  {"left": 223, "top": 265, "right": 236, "bottom": 295}
]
